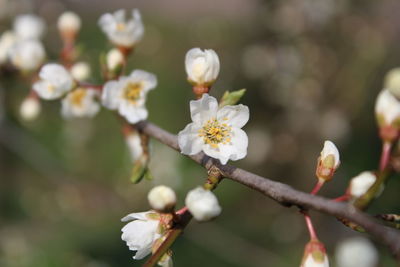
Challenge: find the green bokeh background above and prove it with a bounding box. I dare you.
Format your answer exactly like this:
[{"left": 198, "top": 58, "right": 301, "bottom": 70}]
[{"left": 0, "top": 0, "right": 399, "bottom": 266}]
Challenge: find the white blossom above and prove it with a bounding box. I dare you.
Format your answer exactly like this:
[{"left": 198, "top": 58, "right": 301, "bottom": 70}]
[
  {"left": 9, "top": 39, "right": 45, "bottom": 72},
  {"left": 335, "top": 237, "right": 378, "bottom": 267},
  {"left": 61, "top": 88, "right": 100, "bottom": 118},
  {"left": 148, "top": 185, "right": 177, "bottom": 212},
  {"left": 185, "top": 48, "right": 220, "bottom": 85},
  {"left": 101, "top": 69, "right": 157, "bottom": 123},
  {"left": 98, "top": 9, "right": 144, "bottom": 48},
  {"left": 126, "top": 131, "right": 144, "bottom": 161},
  {"left": 106, "top": 48, "right": 124, "bottom": 71},
  {"left": 320, "top": 140, "right": 340, "bottom": 169},
  {"left": 33, "top": 64, "right": 74, "bottom": 100},
  {"left": 185, "top": 187, "right": 221, "bottom": 222},
  {"left": 13, "top": 14, "right": 45, "bottom": 40},
  {"left": 20, "top": 97, "right": 41, "bottom": 121},
  {"left": 70, "top": 62, "right": 91, "bottom": 82},
  {"left": 0, "top": 31, "right": 17, "bottom": 64},
  {"left": 348, "top": 171, "right": 377, "bottom": 198},
  {"left": 121, "top": 211, "right": 161, "bottom": 260},
  {"left": 375, "top": 89, "right": 400, "bottom": 125},
  {"left": 57, "top": 11, "right": 81, "bottom": 33},
  {"left": 301, "top": 253, "right": 329, "bottom": 267},
  {"left": 178, "top": 93, "right": 249, "bottom": 165}
]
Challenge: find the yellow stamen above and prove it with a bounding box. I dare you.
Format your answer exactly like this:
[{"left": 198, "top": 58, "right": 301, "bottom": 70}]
[
  {"left": 198, "top": 118, "right": 232, "bottom": 149},
  {"left": 123, "top": 82, "right": 143, "bottom": 104},
  {"left": 70, "top": 88, "right": 87, "bottom": 107}
]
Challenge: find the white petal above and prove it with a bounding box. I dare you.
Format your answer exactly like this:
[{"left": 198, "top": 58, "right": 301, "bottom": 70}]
[
  {"left": 101, "top": 80, "right": 121, "bottom": 110},
  {"left": 185, "top": 187, "right": 221, "bottom": 222},
  {"left": 375, "top": 89, "right": 400, "bottom": 124},
  {"left": 189, "top": 93, "right": 218, "bottom": 124},
  {"left": 178, "top": 123, "right": 203, "bottom": 155},
  {"left": 217, "top": 104, "right": 249, "bottom": 128},
  {"left": 129, "top": 69, "right": 157, "bottom": 92},
  {"left": 320, "top": 140, "right": 340, "bottom": 168},
  {"left": 119, "top": 102, "right": 148, "bottom": 123}
]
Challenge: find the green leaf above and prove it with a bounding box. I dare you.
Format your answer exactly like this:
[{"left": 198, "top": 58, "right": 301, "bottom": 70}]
[{"left": 219, "top": 89, "right": 246, "bottom": 107}]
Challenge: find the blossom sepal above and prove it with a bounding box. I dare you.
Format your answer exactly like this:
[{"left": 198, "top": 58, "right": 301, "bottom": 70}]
[
  {"left": 219, "top": 89, "right": 246, "bottom": 107},
  {"left": 301, "top": 239, "right": 329, "bottom": 267}
]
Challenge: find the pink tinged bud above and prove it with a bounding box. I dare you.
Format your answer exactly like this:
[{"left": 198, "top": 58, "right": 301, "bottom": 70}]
[
  {"left": 316, "top": 141, "right": 340, "bottom": 181},
  {"left": 301, "top": 239, "right": 329, "bottom": 267}
]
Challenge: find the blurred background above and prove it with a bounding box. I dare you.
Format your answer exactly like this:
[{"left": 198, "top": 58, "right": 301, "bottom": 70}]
[{"left": 0, "top": 0, "right": 399, "bottom": 266}]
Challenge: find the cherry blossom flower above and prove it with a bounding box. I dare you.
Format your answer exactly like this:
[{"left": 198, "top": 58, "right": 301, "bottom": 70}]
[
  {"left": 121, "top": 211, "right": 161, "bottom": 260},
  {"left": 9, "top": 39, "right": 45, "bottom": 72},
  {"left": 178, "top": 93, "right": 249, "bottom": 165},
  {"left": 61, "top": 88, "right": 100, "bottom": 118},
  {"left": 33, "top": 64, "right": 74, "bottom": 100},
  {"left": 101, "top": 69, "right": 157, "bottom": 123},
  {"left": 13, "top": 14, "right": 45, "bottom": 40},
  {"left": 98, "top": 9, "right": 144, "bottom": 48}
]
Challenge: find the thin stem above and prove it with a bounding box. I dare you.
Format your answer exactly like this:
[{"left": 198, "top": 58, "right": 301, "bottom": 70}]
[
  {"left": 333, "top": 195, "right": 349, "bottom": 202},
  {"left": 380, "top": 142, "right": 392, "bottom": 171},
  {"left": 310, "top": 180, "right": 324, "bottom": 195},
  {"left": 303, "top": 212, "right": 318, "bottom": 240}
]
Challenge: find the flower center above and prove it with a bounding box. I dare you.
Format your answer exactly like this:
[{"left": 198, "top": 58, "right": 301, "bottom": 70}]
[
  {"left": 199, "top": 118, "right": 231, "bottom": 148},
  {"left": 70, "top": 88, "right": 87, "bottom": 107},
  {"left": 116, "top": 23, "right": 126, "bottom": 31},
  {"left": 123, "top": 82, "right": 143, "bottom": 104}
]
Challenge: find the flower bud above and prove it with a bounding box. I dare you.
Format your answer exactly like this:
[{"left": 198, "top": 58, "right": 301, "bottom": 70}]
[
  {"left": 316, "top": 140, "right": 340, "bottom": 182},
  {"left": 385, "top": 68, "right": 400, "bottom": 98},
  {"left": 148, "top": 185, "right": 177, "bottom": 212},
  {"left": 301, "top": 239, "right": 329, "bottom": 267},
  {"left": 185, "top": 187, "right": 221, "bottom": 222},
  {"left": 57, "top": 11, "right": 81, "bottom": 35},
  {"left": 335, "top": 237, "right": 378, "bottom": 267},
  {"left": 20, "top": 96, "right": 41, "bottom": 121},
  {"left": 106, "top": 48, "right": 124, "bottom": 72},
  {"left": 348, "top": 171, "right": 383, "bottom": 199},
  {"left": 70, "top": 62, "right": 91, "bottom": 82},
  {"left": 185, "top": 48, "right": 220, "bottom": 89},
  {"left": 375, "top": 89, "right": 400, "bottom": 141}
]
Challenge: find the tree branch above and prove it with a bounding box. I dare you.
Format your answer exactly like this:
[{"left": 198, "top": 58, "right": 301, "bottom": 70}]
[{"left": 135, "top": 121, "right": 400, "bottom": 261}]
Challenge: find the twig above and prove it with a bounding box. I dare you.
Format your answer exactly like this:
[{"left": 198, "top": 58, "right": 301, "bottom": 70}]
[{"left": 135, "top": 120, "right": 400, "bottom": 261}]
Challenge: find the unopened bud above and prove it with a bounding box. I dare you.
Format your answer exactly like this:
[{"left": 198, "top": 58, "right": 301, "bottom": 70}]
[
  {"left": 185, "top": 48, "right": 220, "bottom": 89},
  {"left": 316, "top": 140, "right": 340, "bottom": 181},
  {"left": 348, "top": 171, "right": 383, "bottom": 199},
  {"left": 106, "top": 48, "right": 124, "bottom": 72},
  {"left": 375, "top": 89, "right": 400, "bottom": 129},
  {"left": 58, "top": 11, "right": 81, "bottom": 41},
  {"left": 20, "top": 96, "right": 41, "bottom": 121},
  {"left": 185, "top": 187, "right": 221, "bottom": 222},
  {"left": 70, "top": 62, "right": 91, "bottom": 82},
  {"left": 148, "top": 185, "right": 177, "bottom": 212},
  {"left": 301, "top": 239, "right": 329, "bottom": 267},
  {"left": 385, "top": 68, "right": 400, "bottom": 98},
  {"left": 335, "top": 237, "right": 378, "bottom": 267}
]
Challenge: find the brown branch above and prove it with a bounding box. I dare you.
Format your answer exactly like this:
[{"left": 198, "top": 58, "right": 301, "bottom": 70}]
[{"left": 135, "top": 121, "right": 400, "bottom": 261}]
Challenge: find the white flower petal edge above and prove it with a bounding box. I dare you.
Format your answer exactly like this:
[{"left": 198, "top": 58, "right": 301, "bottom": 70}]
[
  {"left": 101, "top": 69, "right": 157, "bottom": 123},
  {"left": 178, "top": 93, "right": 249, "bottom": 165},
  {"left": 33, "top": 64, "right": 74, "bottom": 100},
  {"left": 121, "top": 211, "right": 161, "bottom": 260}
]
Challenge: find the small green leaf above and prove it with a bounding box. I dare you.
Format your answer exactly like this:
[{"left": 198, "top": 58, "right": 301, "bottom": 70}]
[{"left": 219, "top": 89, "right": 246, "bottom": 107}]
